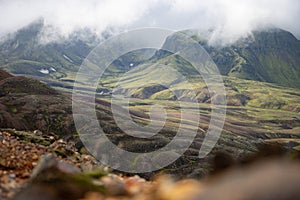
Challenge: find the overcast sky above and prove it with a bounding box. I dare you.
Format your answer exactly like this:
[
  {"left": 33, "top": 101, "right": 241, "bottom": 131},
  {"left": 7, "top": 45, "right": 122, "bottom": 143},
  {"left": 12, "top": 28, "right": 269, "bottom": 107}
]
[{"left": 0, "top": 0, "right": 299, "bottom": 45}]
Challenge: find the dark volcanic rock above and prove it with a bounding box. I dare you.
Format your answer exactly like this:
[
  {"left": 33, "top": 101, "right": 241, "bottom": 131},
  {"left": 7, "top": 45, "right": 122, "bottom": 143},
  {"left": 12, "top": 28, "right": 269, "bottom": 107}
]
[
  {"left": 0, "top": 69, "right": 13, "bottom": 81},
  {"left": 0, "top": 71, "right": 75, "bottom": 136},
  {"left": 0, "top": 76, "right": 58, "bottom": 96}
]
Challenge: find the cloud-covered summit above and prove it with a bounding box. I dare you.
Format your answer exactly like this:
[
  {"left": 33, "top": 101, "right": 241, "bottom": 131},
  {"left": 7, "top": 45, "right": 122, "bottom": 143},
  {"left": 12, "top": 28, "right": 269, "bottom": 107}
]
[{"left": 1, "top": 0, "right": 299, "bottom": 45}]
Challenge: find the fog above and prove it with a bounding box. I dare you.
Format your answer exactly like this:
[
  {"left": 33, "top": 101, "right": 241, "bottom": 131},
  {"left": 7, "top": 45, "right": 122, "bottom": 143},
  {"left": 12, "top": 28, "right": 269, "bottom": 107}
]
[{"left": 0, "top": 0, "right": 299, "bottom": 45}]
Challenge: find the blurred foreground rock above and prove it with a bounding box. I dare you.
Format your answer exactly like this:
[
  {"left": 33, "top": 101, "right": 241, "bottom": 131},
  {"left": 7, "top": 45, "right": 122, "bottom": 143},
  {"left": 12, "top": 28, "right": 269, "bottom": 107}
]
[
  {"left": 0, "top": 129, "right": 100, "bottom": 199},
  {"left": 2, "top": 128, "right": 300, "bottom": 200},
  {"left": 13, "top": 154, "right": 105, "bottom": 200},
  {"left": 13, "top": 155, "right": 300, "bottom": 200}
]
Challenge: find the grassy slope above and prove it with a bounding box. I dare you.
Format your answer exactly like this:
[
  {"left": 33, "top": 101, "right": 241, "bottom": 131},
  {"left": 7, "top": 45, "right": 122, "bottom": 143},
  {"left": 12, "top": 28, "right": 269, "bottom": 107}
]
[
  {"left": 208, "top": 30, "right": 300, "bottom": 88},
  {"left": 2, "top": 24, "right": 300, "bottom": 89},
  {"left": 163, "top": 29, "right": 300, "bottom": 88}
]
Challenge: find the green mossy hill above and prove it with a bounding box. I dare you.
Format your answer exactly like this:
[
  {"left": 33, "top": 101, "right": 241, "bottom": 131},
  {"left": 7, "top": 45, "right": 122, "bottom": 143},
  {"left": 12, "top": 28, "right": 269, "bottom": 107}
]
[
  {"left": 207, "top": 29, "right": 300, "bottom": 88},
  {"left": 1, "top": 22, "right": 300, "bottom": 89},
  {"left": 161, "top": 29, "right": 300, "bottom": 88},
  {"left": 0, "top": 20, "right": 95, "bottom": 79}
]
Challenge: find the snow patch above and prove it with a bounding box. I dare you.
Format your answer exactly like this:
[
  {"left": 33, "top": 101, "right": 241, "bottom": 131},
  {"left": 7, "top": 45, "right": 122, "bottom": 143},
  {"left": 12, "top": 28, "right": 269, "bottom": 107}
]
[
  {"left": 63, "top": 54, "right": 73, "bottom": 63},
  {"left": 39, "top": 69, "right": 49, "bottom": 74}
]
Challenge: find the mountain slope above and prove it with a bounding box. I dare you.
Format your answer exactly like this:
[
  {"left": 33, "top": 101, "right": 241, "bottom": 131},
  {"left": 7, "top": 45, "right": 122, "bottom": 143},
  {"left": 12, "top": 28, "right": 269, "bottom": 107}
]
[
  {"left": 94, "top": 28, "right": 300, "bottom": 89},
  {"left": 0, "top": 20, "right": 96, "bottom": 80},
  {"left": 0, "top": 70, "right": 75, "bottom": 135},
  {"left": 193, "top": 29, "right": 300, "bottom": 88},
  {"left": 1, "top": 23, "right": 300, "bottom": 89}
]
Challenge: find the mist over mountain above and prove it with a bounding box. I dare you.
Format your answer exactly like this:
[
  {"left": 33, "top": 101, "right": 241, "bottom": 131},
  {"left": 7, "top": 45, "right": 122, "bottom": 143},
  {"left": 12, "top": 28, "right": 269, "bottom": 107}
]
[
  {"left": 1, "top": 21, "right": 300, "bottom": 89},
  {"left": 171, "top": 29, "right": 300, "bottom": 88},
  {"left": 1, "top": 0, "right": 300, "bottom": 45},
  {"left": 0, "top": 21, "right": 96, "bottom": 79}
]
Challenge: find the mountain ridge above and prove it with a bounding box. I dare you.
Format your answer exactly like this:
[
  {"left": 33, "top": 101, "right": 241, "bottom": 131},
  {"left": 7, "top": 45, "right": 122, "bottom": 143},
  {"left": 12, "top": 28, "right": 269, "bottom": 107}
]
[
  {"left": 161, "top": 28, "right": 300, "bottom": 88},
  {"left": 1, "top": 22, "right": 300, "bottom": 89}
]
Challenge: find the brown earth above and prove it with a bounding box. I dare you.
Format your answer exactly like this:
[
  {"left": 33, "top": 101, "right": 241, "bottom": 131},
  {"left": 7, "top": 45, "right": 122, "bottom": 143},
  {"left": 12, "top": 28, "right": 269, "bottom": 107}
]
[{"left": 0, "top": 70, "right": 75, "bottom": 136}]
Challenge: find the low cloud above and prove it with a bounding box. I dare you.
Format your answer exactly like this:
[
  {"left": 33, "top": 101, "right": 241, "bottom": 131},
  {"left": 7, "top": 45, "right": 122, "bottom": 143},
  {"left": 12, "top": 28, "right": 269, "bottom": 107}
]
[{"left": 0, "top": 0, "right": 299, "bottom": 45}]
